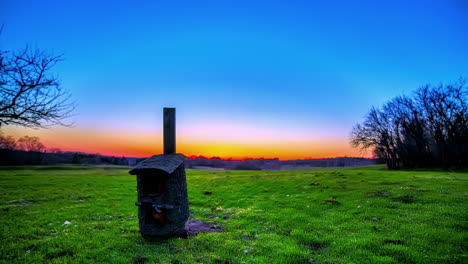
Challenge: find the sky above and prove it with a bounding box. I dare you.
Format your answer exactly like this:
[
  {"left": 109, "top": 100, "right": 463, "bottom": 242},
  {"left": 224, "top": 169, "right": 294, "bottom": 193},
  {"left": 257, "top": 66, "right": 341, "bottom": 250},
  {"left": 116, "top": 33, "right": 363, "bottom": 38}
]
[{"left": 1, "top": 0, "right": 467, "bottom": 159}]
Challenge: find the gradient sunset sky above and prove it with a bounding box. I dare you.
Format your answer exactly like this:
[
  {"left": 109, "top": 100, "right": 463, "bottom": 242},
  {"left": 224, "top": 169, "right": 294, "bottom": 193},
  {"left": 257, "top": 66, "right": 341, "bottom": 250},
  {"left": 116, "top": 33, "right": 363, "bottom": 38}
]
[{"left": 1, "top": 0, "right": 467, "bottom": 159}]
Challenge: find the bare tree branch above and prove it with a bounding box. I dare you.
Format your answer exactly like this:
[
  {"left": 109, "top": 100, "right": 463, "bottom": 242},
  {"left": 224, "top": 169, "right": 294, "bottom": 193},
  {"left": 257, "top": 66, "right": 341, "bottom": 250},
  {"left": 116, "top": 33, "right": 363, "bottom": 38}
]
[{"left": 0, "top": 46, "right": 75, "bottom": 128}]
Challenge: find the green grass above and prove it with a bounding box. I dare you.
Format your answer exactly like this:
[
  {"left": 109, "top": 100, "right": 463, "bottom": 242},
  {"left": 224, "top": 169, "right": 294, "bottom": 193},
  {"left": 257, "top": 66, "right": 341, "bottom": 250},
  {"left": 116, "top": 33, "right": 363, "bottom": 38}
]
[{"left": 0, "top": 165, "right": 466, "bottom": 264}]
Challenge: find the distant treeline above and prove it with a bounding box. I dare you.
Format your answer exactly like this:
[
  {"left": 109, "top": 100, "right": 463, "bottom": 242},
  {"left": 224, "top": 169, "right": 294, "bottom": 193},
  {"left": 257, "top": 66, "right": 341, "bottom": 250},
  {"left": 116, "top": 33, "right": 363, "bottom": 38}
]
[
  {"left": 351, "top": 79, "right": 467, "bottom": 169},
  {"left": 1, "top": 131, "right": 375, "bottom": 169},
  {"left": 185, "top": 156, "right": 376, "bottom": 170},
  {"left": 0, "top": 149, "right": 133, "bottom": 166},
  {"left": 0, "top": 133, "right": 138, "bottom": 166},
  {"left": 0, "top": 148, "right": 375, "bottom": 170}
]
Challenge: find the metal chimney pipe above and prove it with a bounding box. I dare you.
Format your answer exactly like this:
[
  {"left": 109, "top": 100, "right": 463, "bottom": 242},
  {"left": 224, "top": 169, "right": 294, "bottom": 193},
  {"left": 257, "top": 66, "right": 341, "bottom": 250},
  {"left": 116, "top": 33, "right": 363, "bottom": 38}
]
[{"left": 163, "top": 108, "right": 176, "bottom": 154}]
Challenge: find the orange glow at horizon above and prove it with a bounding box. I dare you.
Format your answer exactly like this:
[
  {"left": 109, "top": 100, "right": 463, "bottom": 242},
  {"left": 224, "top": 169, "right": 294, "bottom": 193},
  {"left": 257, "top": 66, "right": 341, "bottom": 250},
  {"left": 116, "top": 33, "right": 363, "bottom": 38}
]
[{"left": 3, "top": 126, "right": 370, "bottom": 160}]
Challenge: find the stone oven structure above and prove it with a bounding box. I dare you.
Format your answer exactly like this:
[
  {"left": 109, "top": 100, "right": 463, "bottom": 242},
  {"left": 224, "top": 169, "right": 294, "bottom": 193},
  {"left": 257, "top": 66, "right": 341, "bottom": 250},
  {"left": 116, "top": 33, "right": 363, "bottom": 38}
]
[{"left": 129, "top": 153, "right": 189, "bottom": 237}]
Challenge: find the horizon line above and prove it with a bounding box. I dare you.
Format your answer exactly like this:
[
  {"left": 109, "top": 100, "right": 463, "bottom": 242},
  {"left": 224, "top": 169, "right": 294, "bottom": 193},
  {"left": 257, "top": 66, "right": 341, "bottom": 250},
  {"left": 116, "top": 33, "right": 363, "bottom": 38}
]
[{"left": 43, "top": 149, "right": 374, "bottom": 161}]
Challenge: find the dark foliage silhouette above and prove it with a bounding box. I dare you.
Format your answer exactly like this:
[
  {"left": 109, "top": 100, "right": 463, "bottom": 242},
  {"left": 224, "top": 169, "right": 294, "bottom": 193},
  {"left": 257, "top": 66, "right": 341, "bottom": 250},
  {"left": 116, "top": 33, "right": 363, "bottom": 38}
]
[{"left": 351, "top": 79, "right": 468, "bottom": 169}]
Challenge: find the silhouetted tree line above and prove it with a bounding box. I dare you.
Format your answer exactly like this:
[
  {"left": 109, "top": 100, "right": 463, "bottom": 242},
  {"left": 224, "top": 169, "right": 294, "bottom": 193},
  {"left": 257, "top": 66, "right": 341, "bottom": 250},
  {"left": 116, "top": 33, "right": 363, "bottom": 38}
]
[
  {"left": 0, "top": 132, "right": 129, "bottom": 166},
  {"left": 184, "top": 156, "right": 375, "bottom": 170},
  {"left": 351, "top": 80, "right": 467, "bottom": 169}
]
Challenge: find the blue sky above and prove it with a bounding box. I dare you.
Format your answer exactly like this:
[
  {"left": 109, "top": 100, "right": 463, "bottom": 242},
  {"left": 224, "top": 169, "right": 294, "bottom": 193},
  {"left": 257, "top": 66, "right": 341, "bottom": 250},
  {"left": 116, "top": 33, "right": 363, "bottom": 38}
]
[{"left": 1, "top": 0, "right": 467, "bottom": 158}]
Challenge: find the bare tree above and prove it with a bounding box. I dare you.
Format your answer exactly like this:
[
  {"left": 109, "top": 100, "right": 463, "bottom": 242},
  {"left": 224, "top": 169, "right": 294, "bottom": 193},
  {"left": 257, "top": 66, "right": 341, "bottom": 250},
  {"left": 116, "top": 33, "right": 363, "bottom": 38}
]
[
  {"left": 415, "top": 80, "right": 468, "bottom": 167},
  {"left": 351, "top": 105, "right": 397, "bottom": 168},
  {"left": 351, "top": 79, "right": 467, "bottom": 169},
  {"left": 17, "top": 136, "right": 45, "bottom": 152},
  {"left": 0, "top": 46, "right": 74, "bottom": 128},
  {"left": 0, "top": 131, "right": 16, "bottom": 149}
]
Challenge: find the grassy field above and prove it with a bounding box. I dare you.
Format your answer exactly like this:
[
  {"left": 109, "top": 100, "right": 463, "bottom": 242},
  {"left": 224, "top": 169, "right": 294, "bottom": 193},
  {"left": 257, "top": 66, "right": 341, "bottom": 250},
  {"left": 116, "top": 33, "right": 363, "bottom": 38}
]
[{"left": 0, "top": 165, "right": 466, "bottom": 264}]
